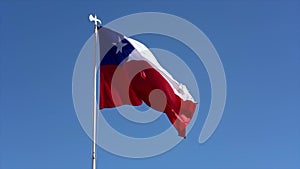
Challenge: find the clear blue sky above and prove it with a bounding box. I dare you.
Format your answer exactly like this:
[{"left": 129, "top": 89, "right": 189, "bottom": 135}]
[{"left": 1, "top": 0, "right": 300, "bottom": 169}]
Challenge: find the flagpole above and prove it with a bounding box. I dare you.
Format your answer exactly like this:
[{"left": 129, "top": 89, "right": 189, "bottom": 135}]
[
  {"left": 89, "top": 14, "right": 101, "bottom": 169},
  {"left": 92, "top": 23, "right": 97, "bottom": 169}
]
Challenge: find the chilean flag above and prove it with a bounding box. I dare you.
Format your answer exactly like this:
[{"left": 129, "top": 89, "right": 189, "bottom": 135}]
[{"left": 98, "top": 26, "right": 197, "bottom": 138}]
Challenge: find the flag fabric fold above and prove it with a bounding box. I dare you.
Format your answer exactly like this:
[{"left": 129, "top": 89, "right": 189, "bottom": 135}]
[{"left": 98, "top": 26, "right": 197, "bottom": 138}]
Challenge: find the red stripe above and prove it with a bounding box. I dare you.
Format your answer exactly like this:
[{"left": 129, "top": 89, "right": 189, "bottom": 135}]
[{"left": 100, "top": 60, "right": 197, "bottom": 138}]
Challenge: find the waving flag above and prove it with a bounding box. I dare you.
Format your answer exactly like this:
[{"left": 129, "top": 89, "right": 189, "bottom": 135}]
[{"left": 98, "top": 26, "right": 197, "bottom": 138}]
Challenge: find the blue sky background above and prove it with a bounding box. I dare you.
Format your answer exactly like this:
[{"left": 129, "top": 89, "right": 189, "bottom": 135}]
[{"left": 1, "top": 0, "right": 300, "bottom": 169}]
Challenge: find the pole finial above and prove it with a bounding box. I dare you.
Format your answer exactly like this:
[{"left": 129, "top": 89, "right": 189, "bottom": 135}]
[{"left": 89, "top": 14, "right": 102, "bottom": 26}]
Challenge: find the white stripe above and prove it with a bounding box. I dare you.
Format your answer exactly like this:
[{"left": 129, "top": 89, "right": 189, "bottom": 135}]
[{"left": 125, "top": 37, "right": 195, "bottom": 102}]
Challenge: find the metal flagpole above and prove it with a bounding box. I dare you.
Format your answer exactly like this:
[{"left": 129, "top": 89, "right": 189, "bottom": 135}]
[{"left": 89, "top": 14, "right": 101, "bottom": 169}]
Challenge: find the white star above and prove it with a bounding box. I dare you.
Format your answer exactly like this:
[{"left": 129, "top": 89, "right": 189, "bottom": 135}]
[{"left": 112, "top": 37, "right": 127, "bottom": 54}]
